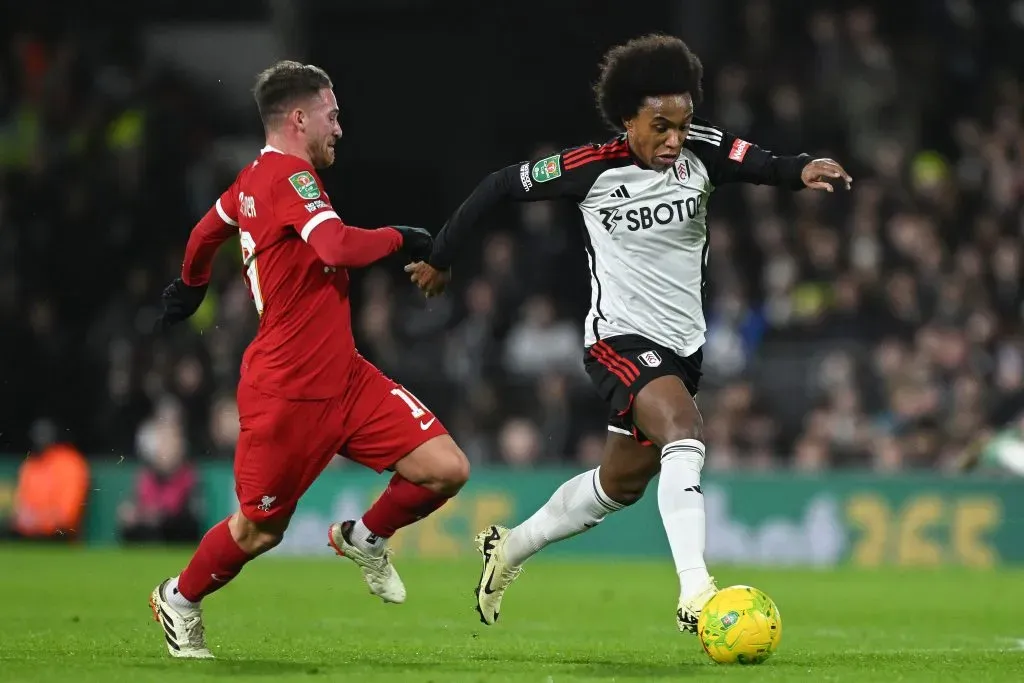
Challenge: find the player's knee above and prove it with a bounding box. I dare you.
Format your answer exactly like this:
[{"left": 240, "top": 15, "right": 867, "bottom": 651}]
[
  {"left": 603, "top": 478, "right": 649, "bottom": 506},
  {"left": 396, "top": 436, "right": 471, "bottom": 496},
  {"left": 660, "top": 411, "right": 704, "bottom": 447},
  {"left": 635, "top": 377, "right": 704, "bottom": 447},
  {"left": 249, "top": 529, "right": 284, "bottom": 555},
  {"left": 434, "top": 448, "right": 470, "bottom": 496},
  {"left": 230, "top": 511, "right": 288, "bottom": 555},
  {"left": 601, "top": 464, "right": 659, "bottom": 506},
  {"left": 423, "top": 447, "right": 470, "bottom": 497}
]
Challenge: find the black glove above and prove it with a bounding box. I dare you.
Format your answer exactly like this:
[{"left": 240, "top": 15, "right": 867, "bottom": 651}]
[
  {"left": 155, "top": 277, "right": 208, "bottom": 332},
  {"left": 391, "top": 225, "right": 433, "bottom": 263}
]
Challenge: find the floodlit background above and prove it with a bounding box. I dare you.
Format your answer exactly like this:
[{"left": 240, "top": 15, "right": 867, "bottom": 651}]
[{"left": 1, "top": 1, "right": 1022, "bottom": 565}]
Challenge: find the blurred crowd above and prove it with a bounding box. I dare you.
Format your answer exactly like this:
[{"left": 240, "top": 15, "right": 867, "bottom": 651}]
[{"left": 2, "top": 2, "right": 1023, "bottom": 473}]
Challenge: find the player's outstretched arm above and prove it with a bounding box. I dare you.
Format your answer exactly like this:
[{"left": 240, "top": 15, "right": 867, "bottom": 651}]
[
  {"left": 301, "top": 217, "right": 433, "bottom": 267},
  {"left": 686, "top": 118, "right": 852, "bottom": 191},
  {"left": 426, "top": 164, "right": 531, "bottom": 271},
  {"left": 304, "top": 219, "right": 406, "bottom": 268},
  {"left": 155, "top": 194, "right": 239, "bottom": 331},
  {"left": 273, "top": 162, "right": 431, "bottom": 268},
  {"left": 408, "top": 148, "right": 606, "bottom": 296}
]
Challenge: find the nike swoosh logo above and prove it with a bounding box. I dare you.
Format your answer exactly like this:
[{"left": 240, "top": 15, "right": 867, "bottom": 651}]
[
  {"left": 420, "top": 418, "right": 436, "bottom": 430},
  {"left": 482, "top": 568, "right": 498, "bottom": 595}
]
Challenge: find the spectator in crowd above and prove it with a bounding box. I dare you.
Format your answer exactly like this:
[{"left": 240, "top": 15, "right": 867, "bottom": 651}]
[
  {"left": 117, "top": 406, "right": 203, "bottom": 544},
  {"left": 10, "top": 420, "right": 89, "bottom": 541}
]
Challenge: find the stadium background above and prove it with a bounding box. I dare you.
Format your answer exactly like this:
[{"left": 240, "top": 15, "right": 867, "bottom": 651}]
[{"left": 1, "top": 0, "right": 1023, "bottom": 565}]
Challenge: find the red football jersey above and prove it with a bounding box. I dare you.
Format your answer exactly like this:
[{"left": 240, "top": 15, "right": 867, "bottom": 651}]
[{"left": 216, "top": 147, "right": 360, "bottom": 399}]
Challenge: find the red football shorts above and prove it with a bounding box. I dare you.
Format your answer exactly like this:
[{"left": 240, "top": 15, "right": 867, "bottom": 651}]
[{"left": 233, "top": 354, "right": 448, "bottom": 522}]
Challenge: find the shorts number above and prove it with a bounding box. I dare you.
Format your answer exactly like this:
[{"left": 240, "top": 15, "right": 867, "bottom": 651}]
[
  {"left": 239, "top": 231, "right": 264, "bottom": 315},
  {"left": 391, "top": 387, "right": 429, "bottom": 419}
]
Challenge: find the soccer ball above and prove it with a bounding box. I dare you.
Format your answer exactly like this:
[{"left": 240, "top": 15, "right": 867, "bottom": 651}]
[{"left": 697, "top": 585, "right": 782, "bottom": 665}]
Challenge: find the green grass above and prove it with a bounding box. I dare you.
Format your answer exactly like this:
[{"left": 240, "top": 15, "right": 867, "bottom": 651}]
[{"left": 1, "top": 545, "right": 1022, "bottom": 682}]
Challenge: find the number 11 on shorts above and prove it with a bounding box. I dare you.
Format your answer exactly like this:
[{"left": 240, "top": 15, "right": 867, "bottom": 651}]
[{"left": 391, "top": 387, "right": 436, "bottom": 430}]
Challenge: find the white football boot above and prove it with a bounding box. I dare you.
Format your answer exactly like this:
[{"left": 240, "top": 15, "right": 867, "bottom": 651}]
[
  {"left": 474, "top": 525, "right": 523, "bottom": 625},
  {"left": 328, "top": 520, "right": 406, "bottom": 604},
  {"left": 676, "top": 576, "right": 719, "bottom": 634},
  {"left": 149, "top": 579, "right": 214, "bottom": 659}
]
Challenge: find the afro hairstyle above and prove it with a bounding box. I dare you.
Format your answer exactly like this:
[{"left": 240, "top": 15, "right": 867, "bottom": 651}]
[{"left": 594, "top": 34, "right": 704, "bottom": 132}]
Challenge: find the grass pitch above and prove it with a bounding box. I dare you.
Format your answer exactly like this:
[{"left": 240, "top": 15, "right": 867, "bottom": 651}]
[{"left": 1, "top": 545, "right": 1022, "bottom": 682}]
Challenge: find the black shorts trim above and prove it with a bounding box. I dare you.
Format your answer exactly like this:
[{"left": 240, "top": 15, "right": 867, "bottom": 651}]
[{"left": 583, "top": 334, "right": 702, "bottom": 446}]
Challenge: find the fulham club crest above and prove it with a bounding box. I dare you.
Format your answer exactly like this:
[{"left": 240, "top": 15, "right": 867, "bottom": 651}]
[
  {"left": 674, "top": 159, "right": 690, "bottom": 183},
  {"left": 638, "top": 350, "right": 662, "bottom": 368}
]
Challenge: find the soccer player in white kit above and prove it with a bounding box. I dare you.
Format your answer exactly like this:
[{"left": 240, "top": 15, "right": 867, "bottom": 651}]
[{"left": 407, "top": 34, "right": 852, "bottom": 634}]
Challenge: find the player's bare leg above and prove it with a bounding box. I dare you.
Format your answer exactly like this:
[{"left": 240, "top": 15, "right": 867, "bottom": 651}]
[
  {"left": 150, "top": 511, "right": 289, "bottom": 658},
  {"left": 631, "top": 376, "right": 717, "bottom": 634},
  {"left": 476, "top": 434, "right": 659, "bottom": 625},
  {"left": 329, "top": 435, "right": 469, "bottom": 603}
]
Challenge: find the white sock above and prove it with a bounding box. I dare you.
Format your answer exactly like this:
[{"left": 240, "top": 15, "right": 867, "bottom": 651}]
[
  {"left": 350, "top": 518, "right": 386, "bottom": 555},
  {"left": 503, "top": 467, "right": 624, "bottom": 567},
  {"left": 166, "top": 576, "right": 199, "bottom": 611},
  {"left": 658, "top": 439, "right": 710, "bottom": 601}
]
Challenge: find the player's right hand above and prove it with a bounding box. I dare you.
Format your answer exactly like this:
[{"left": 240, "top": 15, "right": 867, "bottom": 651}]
[
  {"left": 391, "top": 225, "right": 434, "bottom": 263},
  {"left": 155, "top": 277, "right": 208, "bottom": 331},
  {"left": 404, "top": 261, "right": 450, "bottom": 298}
]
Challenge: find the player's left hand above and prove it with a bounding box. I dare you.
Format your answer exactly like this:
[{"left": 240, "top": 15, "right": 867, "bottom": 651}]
[
  {"left": 155, "top": 277, "right": 208, "bottom": 331},
  {"left": 392, "top": 225, "right": 434, "bottom": 263},
  {"left": 801, "top": 158, "right": 852, "bottom": 192},
  {"left": 404, "top": 261, "right": 450, "bottom": 298}
]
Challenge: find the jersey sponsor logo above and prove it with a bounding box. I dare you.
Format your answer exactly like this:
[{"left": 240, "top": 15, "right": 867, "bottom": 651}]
[
  {"left": 728, "top": 138, "right": 751, "bottom": 162},
  {"left": 288, "top": 171, "right": 321, "bottom": 199},
  {"left": 531, "top": 154, "right": 561, "bottom": 183},
  {"left": 304, "top": 199, "right": 329, "bottom": 213},
  {"left": 598, "top": 207, "right": 621, "bottom": 234},
  {"left": 599, "top": 197, "right": 703, "bottom": 233},
  {"left": 518, "top": 163, "right": 533, "bottom": 192},
  {"left": 610, "top": 197, "right": 704, "bottom": 232},
  {"left": 638, "top": 350, "right": 662, "bottom": 368},
  {"left": 609, "top": 185, "right": 630, "bottom": 199}
]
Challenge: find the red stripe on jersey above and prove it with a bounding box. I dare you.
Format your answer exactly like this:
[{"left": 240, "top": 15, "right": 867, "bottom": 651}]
[
  {"left": 562, "top": 140, "right": 628, "bottom": 167},
  {"left": 564, "top": 146, "right": 631, "bottom": 171},
  {"left": 565, "top": 141, "right": 626, "bottom": 162},
  {"left": 562, "top": 146, "right": 600, "bottom": 164},
  {"left": 595, "top": 341, "right": 640, "bottom": 379}
]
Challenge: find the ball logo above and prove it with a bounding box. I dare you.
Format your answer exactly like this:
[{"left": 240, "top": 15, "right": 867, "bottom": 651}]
[{"left": 720, "top": 610, "right": 739, "bottom": 628}]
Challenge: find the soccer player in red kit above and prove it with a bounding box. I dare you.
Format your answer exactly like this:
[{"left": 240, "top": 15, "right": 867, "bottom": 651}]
[{"left": 148, "top": 61, "right": 470, "bottom": 659}]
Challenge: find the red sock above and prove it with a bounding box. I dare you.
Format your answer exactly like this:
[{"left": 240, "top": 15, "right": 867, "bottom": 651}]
[
  {"left": 176, "top": 518, "right": 253, "bottom": 602},
  {"left": 361, "top": 474, "right": 452, "bottom": 538}
]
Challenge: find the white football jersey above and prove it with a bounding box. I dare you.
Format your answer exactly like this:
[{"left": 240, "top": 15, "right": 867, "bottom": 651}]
[{"left": 430, "top": 118, "right": 810, "bottom": 358}]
